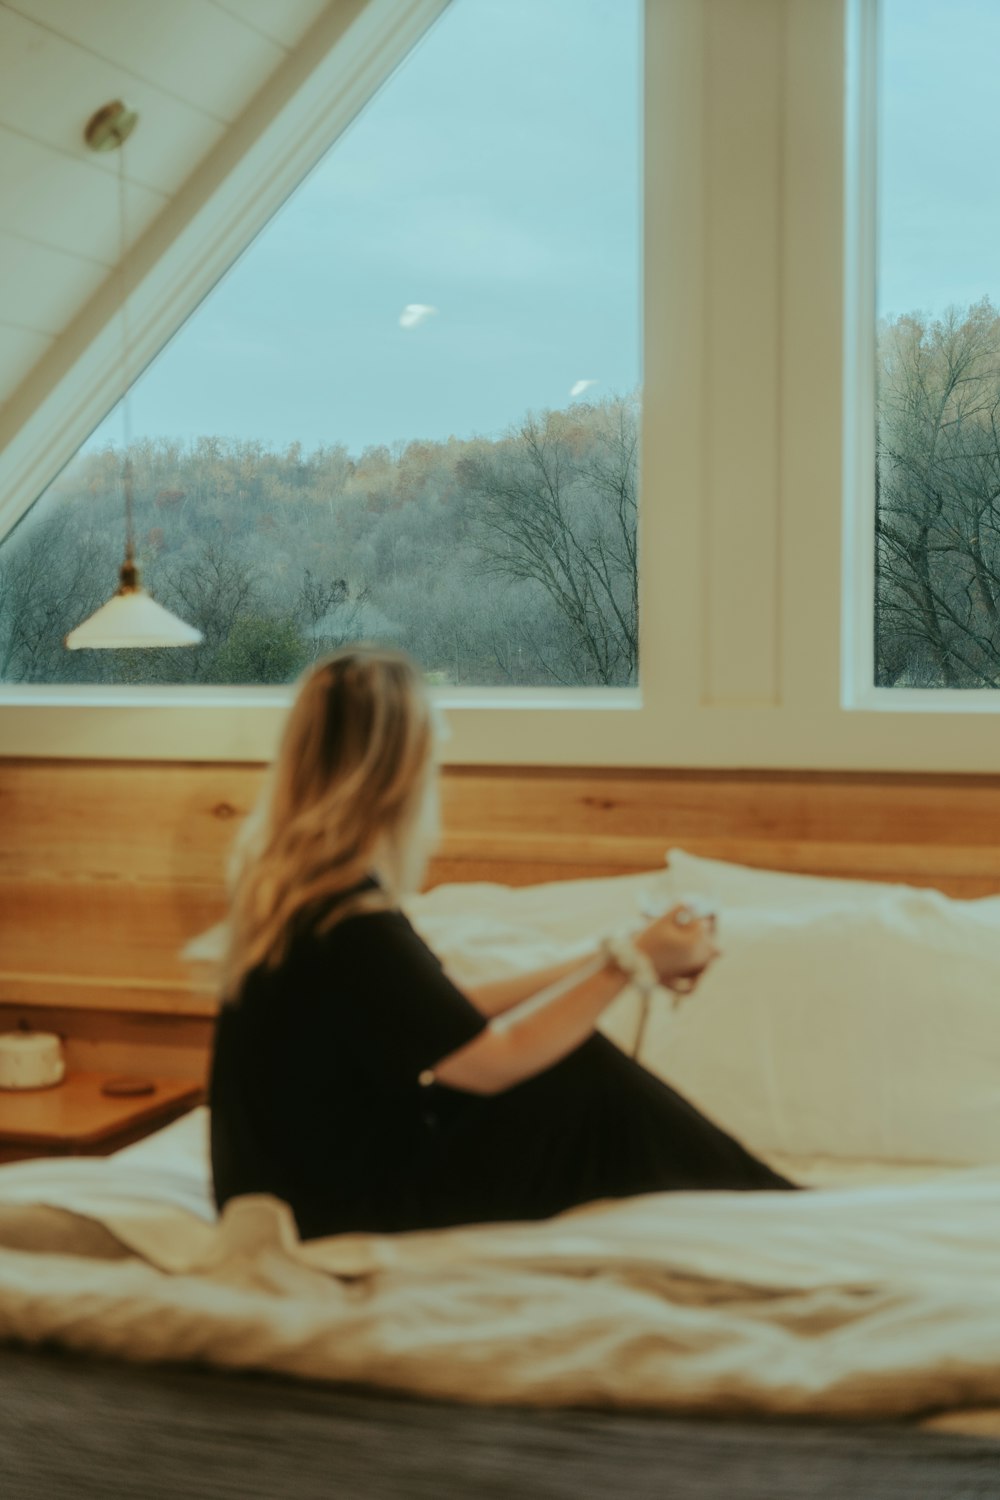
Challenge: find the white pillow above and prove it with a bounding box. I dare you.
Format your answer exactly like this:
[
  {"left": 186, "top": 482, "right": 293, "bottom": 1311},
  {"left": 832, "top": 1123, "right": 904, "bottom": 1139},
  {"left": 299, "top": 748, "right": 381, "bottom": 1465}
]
[
  {"left": 410, "top": 863, "right": 1000, "bottom": 1167},
  {"left": 405, "top": 869, "right": 672, "bottom": 984},
  {"left": 638, "top": 889, "right": 1000, "bottom": 1164},
  {"left": 405, "top": 873, "right": 662, "bottom": 1057},
  {"left": 664, "top": 847, "right": 917, "bottom": 911}
]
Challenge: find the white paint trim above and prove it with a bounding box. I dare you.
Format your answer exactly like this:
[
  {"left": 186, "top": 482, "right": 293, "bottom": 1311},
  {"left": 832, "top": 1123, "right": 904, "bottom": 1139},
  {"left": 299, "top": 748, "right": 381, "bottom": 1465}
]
[
  {"left": 8, "top": 693, "right": 1000, "bottom": 769},
  {"left": 848, "top": 687, "right": 1000, "bottom": 714},
  {"left": 841, "top": 0, "right": 1000, "bottom": 720},
  {"left": 642, "top": 0, "right": 703, "bottom": 718},
  {"left": 842, "top": 0, "right": 878, "bottom": 711}
]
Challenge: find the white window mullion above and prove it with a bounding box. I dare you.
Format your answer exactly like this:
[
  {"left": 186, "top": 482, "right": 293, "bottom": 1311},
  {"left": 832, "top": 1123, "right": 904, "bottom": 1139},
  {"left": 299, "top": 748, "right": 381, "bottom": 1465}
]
[{"left": 841, "top": 0, "right": 880, "bottom": 712}]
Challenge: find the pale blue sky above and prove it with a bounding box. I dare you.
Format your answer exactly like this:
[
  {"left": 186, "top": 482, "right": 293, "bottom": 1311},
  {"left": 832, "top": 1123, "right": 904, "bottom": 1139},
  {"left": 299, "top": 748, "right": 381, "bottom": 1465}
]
[
  {"left": 96, "top": 0, "right": 642, "bottom": 456},
  {"left": 84, "top": 0, "right": 998, "bottom": 459},
  {"left": 878, "top": 0, "right": 1000, "bottom": 322}
]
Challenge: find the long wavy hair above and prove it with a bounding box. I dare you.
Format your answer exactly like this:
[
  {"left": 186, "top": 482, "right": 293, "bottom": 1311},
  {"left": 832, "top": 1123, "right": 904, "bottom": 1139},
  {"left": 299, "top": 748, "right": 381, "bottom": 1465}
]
[{"left": 221, "top": 646, "right": 437, "bottom": 1001}]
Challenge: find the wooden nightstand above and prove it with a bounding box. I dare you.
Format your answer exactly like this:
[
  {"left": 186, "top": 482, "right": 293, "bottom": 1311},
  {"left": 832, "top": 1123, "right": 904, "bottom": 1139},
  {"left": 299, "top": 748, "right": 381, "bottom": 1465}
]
[{"left": 0, "top": 1072, "right": 204, "bottom": 1164}]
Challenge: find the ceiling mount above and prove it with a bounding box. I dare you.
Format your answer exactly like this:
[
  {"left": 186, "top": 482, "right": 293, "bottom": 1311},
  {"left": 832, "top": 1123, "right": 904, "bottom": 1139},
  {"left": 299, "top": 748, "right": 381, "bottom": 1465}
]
[{"left": 84, "top": 100, "right": 139, "bottom": 153}]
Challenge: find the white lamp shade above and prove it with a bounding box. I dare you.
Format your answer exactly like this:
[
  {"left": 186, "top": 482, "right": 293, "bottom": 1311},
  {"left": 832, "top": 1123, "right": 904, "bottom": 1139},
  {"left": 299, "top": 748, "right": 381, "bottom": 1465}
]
[{"left": 65, "top": 587, "right": 203, "bottom": 649}]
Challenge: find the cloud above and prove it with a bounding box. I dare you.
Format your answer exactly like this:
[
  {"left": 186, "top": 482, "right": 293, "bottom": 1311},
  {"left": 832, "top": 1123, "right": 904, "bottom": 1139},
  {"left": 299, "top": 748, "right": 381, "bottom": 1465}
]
[
  {"left": 570, "top": 378, "right": 597, "bottom": 398},
  {"left": 399, "top": 303, "right": 439, "bottom": 329}
]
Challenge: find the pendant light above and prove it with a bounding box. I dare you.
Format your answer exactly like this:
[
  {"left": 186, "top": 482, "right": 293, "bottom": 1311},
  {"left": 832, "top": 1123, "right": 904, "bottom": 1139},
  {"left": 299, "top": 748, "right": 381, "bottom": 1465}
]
[{"left": 65, "top": 101, "right": 201, "bottom": 651}]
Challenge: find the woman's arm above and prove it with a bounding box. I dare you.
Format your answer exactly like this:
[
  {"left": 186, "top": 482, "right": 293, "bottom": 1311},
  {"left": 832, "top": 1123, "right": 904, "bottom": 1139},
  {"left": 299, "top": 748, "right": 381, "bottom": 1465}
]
[
  {"left": 462, "top": 957, "right": 595, "bottom": 1018},
  {"left": 429, "top": 908, "right": 719, "bottom": 1096}
]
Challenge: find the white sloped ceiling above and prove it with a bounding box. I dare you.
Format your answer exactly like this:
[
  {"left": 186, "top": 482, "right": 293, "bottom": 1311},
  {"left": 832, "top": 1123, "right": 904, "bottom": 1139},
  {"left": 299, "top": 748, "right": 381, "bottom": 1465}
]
[
  {"left": 0, "top": 0, "right": 449, "bottom": 542},
  {"left": 0, "top": 0, "right": 333, "bottom": 409}
]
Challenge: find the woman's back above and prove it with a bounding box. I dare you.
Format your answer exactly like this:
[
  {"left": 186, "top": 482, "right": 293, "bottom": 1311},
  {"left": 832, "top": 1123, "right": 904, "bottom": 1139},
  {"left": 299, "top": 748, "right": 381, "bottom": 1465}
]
[
  {"left": 209, "top": 896, "right": 486, "bottom": 1240},
  {"left": 210, "top": 648, "right": 794, "bottom": 1243}
]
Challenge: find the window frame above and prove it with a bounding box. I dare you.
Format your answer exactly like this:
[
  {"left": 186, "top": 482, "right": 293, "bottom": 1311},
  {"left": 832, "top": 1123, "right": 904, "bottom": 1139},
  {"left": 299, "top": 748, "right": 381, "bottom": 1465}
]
[
  {"left": 6, "top": 0, "right": 1000, "bottom": 771},
  {"left": 842, "top": 0, "right": 1000, "bottom": 716},
  {"left": 0, "top": 0, "right": 650, "bottom": 765}
]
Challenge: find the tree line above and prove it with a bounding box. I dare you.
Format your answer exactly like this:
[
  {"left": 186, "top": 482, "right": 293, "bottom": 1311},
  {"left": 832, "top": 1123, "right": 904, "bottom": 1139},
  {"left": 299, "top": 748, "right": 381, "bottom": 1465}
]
[
  {"left": 877, "top": 297, "right": 1000, "bottom": 687},
  {"left": 6, "top": 293, "right": 1000, "bottom": 698},
  {"left": 0, "top": 394, "right": 639, "bottom": 688}
]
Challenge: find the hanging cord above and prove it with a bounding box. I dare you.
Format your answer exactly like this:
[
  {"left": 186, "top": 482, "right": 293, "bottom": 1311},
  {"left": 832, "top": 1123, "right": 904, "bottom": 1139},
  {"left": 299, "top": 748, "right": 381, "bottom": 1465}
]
[{"left": 116, "top": 134, "right": 137, "bottom": 584}]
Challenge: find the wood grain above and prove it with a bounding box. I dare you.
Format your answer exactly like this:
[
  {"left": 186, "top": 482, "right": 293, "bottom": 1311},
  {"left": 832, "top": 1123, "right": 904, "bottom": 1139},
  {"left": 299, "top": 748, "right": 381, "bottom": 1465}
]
[
  {"left": 0, "top": 1072, "right": 203, "bottom": 1148},
  {"left": 0, "top": 760, "right": 261, "bottom": 884},
  {"left": 2, "top": 757, "right": 1000, "bottom": 1076},
  {"left": 0, "top": 1004, "right": 212, "bottom": 1082}
]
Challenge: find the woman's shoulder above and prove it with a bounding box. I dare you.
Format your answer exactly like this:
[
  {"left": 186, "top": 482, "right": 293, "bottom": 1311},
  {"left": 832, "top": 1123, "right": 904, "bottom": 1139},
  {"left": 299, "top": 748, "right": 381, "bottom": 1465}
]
[
  {"left": 223, "top": 880, "right": 434, "bottom": 1013},
  {"left": 223, "top": 908, "right": 403, "bottom": 1010},
  {"left": 289, "top": 875, "right": 383, "bottom": 940},
  {"left": 313, "top": 888, "right": 444, "bottom": 974},
  {"left": 314, "top": 896, "right": 419, "bottom": 953}
]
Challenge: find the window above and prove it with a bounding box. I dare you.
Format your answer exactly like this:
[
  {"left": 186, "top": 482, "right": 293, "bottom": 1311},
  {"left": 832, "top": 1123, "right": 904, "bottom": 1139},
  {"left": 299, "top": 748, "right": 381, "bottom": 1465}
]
[
  {"left": 0, "top": 0, "right": 641, "bottom": 691},
  {"left": 874, "top": 0, "right": 1000, "bottom": 690},
  {"left": 15, "top": 0, "right": 995, "bottom": 772}
]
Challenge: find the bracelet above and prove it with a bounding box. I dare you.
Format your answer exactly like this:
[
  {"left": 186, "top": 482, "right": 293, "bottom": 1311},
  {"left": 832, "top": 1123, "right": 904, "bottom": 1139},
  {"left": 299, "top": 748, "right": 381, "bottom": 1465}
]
[
  {"left": 602, "top": 934, "right": 658, "bottom": 1062},
  {"left": 603, "top": 933, "right": 694, "bottom": 1062},
  {"left": 601, "top": 933, "right": 659, "bottom": 998}
]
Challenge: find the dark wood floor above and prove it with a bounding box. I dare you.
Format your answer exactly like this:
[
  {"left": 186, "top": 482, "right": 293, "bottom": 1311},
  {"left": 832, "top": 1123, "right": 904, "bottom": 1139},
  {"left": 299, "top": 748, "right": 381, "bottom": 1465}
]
[{"left": 2, "top": 1343, "right": 999, "bottom": 1500}]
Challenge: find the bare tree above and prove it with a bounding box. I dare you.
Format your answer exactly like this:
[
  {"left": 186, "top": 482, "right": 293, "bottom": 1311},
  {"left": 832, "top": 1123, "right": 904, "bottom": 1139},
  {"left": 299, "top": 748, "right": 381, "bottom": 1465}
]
[
  {"left": 877, "top": 301, "right": 1000, "bottom": 687},
  {"left": 160, "top": 542, "right": 260, "bottom": 650},
  {"left": 0, "top": 408, "right": 643, "bottom": 690},
  {"left": 0, "top": 515, "right": 108, "bottom": 682},
  {"left": 295, "top": 569, "right": 350, "bottom": 636},
  {"left": 460, "top": 396, "right": 639, "bottom": 686}
]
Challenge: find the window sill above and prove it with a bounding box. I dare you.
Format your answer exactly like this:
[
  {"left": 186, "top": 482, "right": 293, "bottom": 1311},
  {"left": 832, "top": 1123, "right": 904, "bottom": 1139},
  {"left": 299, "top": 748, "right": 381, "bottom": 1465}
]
[{"left": 846, "top": 687, "right": 1000, "bottom": 715}]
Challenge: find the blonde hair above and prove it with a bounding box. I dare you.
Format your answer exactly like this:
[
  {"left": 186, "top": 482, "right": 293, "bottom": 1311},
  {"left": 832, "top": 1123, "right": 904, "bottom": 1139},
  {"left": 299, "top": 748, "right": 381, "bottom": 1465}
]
[{"left": 221, "top": 646, "right": 436, "bottom": 1001}]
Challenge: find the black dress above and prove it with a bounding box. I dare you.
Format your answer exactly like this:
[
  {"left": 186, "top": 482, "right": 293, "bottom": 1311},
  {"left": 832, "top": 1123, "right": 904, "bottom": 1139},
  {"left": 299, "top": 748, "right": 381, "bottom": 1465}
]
[{"left": 210, "top": 893, "right": 794, "bottom": 1241}]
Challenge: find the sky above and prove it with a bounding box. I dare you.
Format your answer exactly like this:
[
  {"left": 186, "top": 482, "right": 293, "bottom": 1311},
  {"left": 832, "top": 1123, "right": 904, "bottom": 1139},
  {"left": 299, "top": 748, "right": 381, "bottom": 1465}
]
[
  {"left": 878, "top": 0, "right": 1000, "bottom": 322},
  {"left": 77, "top": 0, "right": 1000, "bottom": 461},
  {"left": 85, "top": 0, "right": 642, "bottom": 458}
]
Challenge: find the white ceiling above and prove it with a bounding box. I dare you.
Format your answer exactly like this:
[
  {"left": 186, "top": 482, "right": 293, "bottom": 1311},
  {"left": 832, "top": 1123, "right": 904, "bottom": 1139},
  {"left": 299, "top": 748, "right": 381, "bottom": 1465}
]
[{"left": 0, "top": 0, "right": 332, "bottom": 409}]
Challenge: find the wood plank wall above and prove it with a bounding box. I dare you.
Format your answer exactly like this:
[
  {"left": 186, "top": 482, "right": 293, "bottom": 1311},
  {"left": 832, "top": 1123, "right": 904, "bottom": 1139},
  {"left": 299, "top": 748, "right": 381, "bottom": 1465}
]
[{"left": 3, "top": 757, "right": 1000, "bottom": 1080}]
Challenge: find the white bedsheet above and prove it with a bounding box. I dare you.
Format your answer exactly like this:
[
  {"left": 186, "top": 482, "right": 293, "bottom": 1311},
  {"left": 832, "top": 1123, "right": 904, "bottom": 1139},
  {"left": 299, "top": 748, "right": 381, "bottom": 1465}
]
[{"left": 0, "top": 1108, "right": 998, "bottom": 1422}]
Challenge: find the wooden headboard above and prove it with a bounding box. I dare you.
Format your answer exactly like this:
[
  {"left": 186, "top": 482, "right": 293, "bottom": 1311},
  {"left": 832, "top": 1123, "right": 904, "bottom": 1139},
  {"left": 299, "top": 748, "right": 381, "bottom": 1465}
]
[{"left": 2, "top": 758, "right": 1000, "bottom": 1079}]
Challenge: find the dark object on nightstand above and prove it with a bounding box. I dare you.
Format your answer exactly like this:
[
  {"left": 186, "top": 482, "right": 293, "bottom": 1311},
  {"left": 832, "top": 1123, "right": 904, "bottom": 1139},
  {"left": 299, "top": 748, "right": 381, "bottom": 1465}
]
[{"left": 101, "top": 1076, "right": 157, "bottom": 1098}]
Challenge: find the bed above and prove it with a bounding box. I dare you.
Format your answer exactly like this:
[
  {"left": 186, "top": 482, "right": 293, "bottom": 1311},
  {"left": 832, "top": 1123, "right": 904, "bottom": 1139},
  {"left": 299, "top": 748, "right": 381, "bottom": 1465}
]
[
  {"left": 2, "top": 851, "right": 1000, "bottom": 1496},
  {"left": 2, "top": 1105, "right": 1000, "bottom": 1498}
]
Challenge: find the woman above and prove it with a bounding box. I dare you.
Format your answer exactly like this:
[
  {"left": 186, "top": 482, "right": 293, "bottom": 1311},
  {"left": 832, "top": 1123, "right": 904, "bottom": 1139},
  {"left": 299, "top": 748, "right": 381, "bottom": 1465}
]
[{"left": 210, "top": 647, "right": 794, "bottom": 1242}]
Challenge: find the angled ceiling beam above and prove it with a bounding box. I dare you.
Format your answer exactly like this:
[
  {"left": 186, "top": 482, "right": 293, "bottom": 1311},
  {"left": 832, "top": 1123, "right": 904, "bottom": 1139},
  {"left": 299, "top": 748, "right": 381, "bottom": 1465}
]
[{"left": 0, "top": 0, "right": 451, "bottom": 547}]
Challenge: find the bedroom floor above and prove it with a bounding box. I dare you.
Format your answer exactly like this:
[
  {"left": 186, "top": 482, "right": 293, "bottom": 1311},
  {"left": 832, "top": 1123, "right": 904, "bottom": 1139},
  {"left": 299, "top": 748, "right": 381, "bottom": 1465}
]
[{"left": 3, "top": 1345, "right": 999, "bottom": 1500}]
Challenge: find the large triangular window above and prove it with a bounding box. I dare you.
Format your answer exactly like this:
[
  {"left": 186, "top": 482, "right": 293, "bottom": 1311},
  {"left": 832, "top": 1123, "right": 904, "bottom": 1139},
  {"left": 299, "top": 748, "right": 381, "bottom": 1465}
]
[{"left": 0, "top": 0, "right": 641, "bottom": 689}]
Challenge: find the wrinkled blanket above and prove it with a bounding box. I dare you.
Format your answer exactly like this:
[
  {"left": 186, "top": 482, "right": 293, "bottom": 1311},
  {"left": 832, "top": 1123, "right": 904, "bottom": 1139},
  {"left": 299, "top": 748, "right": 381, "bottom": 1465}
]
[{"left": 1, "top": 1144, "right": 999, "bottom": 1421}]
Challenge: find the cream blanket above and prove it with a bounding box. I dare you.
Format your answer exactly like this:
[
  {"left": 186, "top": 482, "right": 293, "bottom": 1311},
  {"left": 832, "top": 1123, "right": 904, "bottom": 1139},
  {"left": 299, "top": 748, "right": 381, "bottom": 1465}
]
[{"left": 0, "top": 1122, "right": 998, "bottom": 1420}]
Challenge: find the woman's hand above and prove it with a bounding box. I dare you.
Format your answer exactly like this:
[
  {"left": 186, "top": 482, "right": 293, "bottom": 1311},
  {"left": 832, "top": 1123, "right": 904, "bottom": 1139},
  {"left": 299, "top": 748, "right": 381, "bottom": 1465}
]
[{"left": 635, "top": 905, "right": 721, "bottom": 993}]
